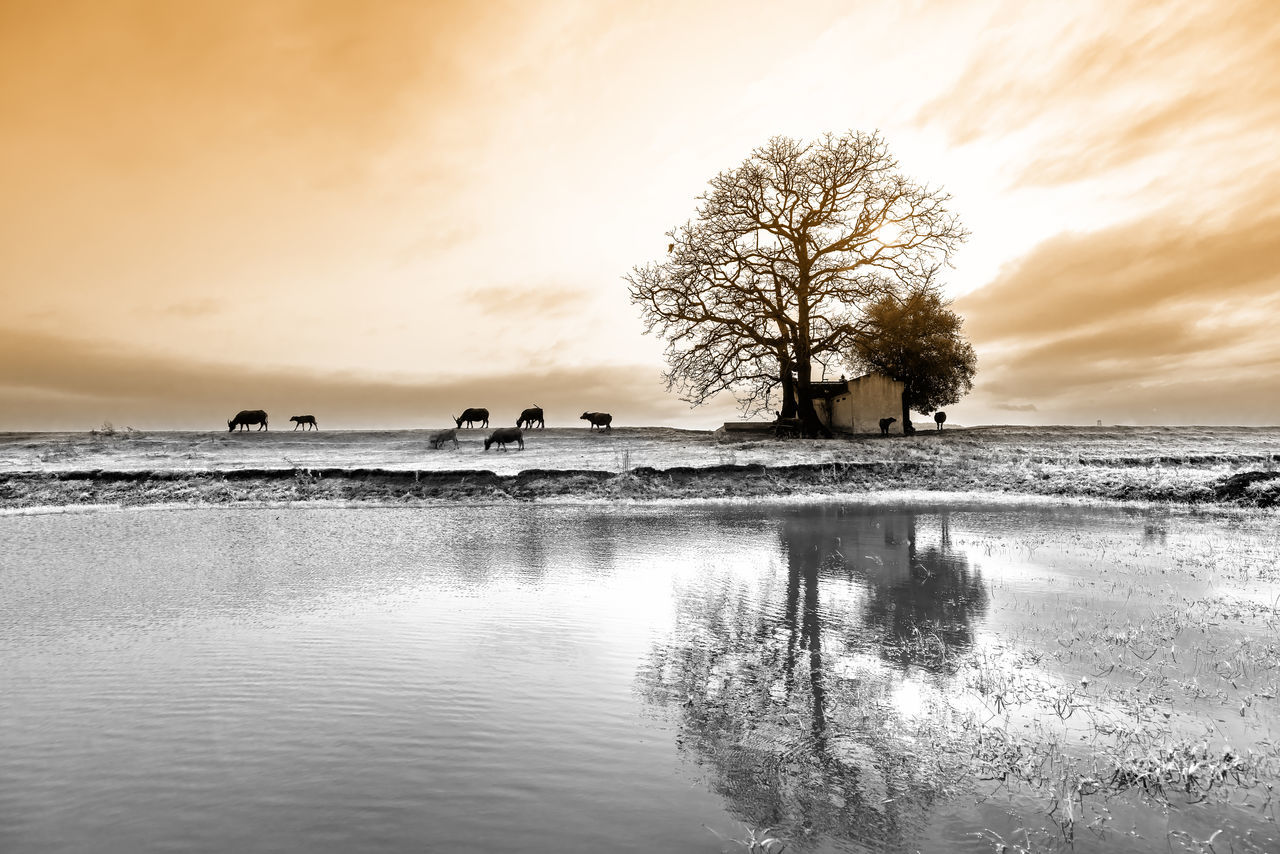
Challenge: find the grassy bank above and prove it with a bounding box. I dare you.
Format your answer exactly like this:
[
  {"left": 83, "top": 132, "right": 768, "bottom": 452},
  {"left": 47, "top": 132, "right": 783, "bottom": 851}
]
[
  {"left": 2, "top": 457, "right": 1278, "bottom": 510},
  {"left": 2, "top": 425, "right": 1278, "bottom": 509}
]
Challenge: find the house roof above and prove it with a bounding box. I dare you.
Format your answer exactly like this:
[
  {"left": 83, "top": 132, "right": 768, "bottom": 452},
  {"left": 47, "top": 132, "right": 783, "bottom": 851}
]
[
  {"left": 802, "top": 372, "right": 903, "bottom": 401},
  {"left": 807, "top": 380, "right": 849, "bottom": 399}
]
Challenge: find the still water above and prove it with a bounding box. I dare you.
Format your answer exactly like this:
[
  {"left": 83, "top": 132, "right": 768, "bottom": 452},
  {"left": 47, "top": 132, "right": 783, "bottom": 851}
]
[{"left": 2, "top": 503, "right": 1278, "bottom": 853}]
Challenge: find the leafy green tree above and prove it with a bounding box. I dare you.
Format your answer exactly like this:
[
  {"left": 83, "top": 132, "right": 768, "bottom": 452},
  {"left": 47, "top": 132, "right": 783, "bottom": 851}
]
[{"left": 851, "top": 287, "right": 977, "bottom": 433}]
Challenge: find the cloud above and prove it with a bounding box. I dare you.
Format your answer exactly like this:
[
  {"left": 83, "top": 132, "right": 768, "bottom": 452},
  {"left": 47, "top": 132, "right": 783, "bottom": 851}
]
[
  {"left": 0, "top": 1, "right": 534, "bottom": 170},
  {"left": 160, "top": 299, "right": 224, "bottom": 318},
  {"left": 920, "top": 0, "right": 1280, "bottom": 424},
  {"left": 993, "top": 403, "right": 1037, "bottom": 412},
  {"left": 918, "top": 0, "right": 1280, "bottom": 185},
  {"left": 963, "top": 176, "right": 1280, "bottom": 330},
  {"left": 956, "top": 185, "right": 1280, "bottom": 424},
  {"left": 0, "top": 0, "right": 555, "bottom": 356},
  {"left": 0, "top": 327, "right": 736, "bottom": 430},
  {"left": 466, "top": 285, "right": 592, "bottom": 319}
]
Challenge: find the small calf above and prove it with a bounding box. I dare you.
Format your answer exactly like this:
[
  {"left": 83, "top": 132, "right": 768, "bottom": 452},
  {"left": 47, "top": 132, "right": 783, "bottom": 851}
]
[
  {"left": 484, "top": 427, "right": 524, "bottom": 451},
  {"left": 580, "top": 411, "right": 612, "bottom": 431},
  {"left": 289, "top": 415, "right": 318, "bottom": 431},
  {"left": 429, "top": 428, "right": 459, "bottom": 450},
  {"left": 878, "top": 417, "right": 897, "bottom": 436}
]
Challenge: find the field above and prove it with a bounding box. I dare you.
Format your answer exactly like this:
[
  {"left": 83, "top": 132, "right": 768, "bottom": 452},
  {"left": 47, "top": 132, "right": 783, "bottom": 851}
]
[{"left": 2, "top": 424, "right": 1278, "bottom": 510}]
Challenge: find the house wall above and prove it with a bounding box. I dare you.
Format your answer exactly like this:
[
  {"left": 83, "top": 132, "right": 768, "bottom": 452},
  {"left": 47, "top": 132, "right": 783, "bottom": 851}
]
[
  {"left": 830, "top": 373, "right": 904, "bottom": 434},
  {"left": 813, "top": 396, "right": 835, "bottom": 428}
]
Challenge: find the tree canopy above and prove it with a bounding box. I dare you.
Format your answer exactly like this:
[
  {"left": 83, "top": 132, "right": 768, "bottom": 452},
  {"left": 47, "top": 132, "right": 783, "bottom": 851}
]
[
  {"left": 851, "top": 286, "right": 977, "bottom": 430},
  {"left": 627, "top": 131, "right": 967, "bottom": 435}
]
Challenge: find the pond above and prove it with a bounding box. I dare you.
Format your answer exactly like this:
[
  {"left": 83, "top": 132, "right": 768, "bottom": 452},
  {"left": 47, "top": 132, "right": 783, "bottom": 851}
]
[{"left": 2, "top": 503, "right": 1278, "bottom": 853}]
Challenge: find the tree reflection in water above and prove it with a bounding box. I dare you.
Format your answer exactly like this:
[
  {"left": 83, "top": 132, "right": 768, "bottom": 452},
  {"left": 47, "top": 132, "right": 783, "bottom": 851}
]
[
  {"left": 859, "top": 514, "right": 989, "bottom": 672},
  {"left": 638, "top": 508, "right": 989, "bottom": 851}
]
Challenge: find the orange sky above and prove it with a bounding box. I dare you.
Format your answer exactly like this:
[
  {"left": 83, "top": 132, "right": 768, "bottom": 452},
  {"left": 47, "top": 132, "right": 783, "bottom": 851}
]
[{"left": 2, "top": 0, "right": 1277, "bottom": 430}]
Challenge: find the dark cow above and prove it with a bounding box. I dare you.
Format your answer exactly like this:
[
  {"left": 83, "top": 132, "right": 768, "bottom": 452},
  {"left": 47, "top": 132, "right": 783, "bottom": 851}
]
[
  {"left": 228, "top": 410, "right": 268, "bottom": 432},
  {"left": 429, "top": 428, "right": 459, "bottom": 449},
  {"left": 934, "top": 411, "right": 947, "bottom": 431},
  {"left": 878, "top": 416, "right": 897, "bottom": 436},
  {"left": 517, "top": 406, "right": 545, "bottom": 429},
  {"left": 580, "top": 411, "right": 612, "bottom": 431},
  {"left": 484, "top": 427, "right": 524, "bottom": 451},
  {"left": 453, "top": 408, "right": 489, "bottom": 429},
  {"left": 289, "top": 415, "right": 318, "bottom": 431}
]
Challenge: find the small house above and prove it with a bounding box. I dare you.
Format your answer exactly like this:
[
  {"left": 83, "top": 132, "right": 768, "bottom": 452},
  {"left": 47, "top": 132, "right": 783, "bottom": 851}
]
[
  {"left": 716, "top": 371, "right": 906, "bottom": 437},
  {"left": 804, "top": 372, "right": 904, "bottom": 434}
]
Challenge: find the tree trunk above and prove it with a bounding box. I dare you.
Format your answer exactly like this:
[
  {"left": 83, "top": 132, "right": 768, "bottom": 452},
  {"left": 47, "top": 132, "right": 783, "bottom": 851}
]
[
  {"left": 801, "top": 553, "right": 828, "bottom": 753},
  {"left": 795, "top": 360, "right": 832, "bottom": 438},
  {"left": 778, "top": 351, "right": 798, "bottom": 419},
  {"left": 793, "top": 244, "right": 830, "bottom": 438},
  {"left": 782, "top": 548, "right": 800, "bottom": 699},
  {"left": 900, "top": 387, "right": 913, "bottom": 436}
]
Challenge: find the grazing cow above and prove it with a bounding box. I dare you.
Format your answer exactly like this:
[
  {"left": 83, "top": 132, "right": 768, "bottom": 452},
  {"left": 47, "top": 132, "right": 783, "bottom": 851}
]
[
  {"left": 484, "top": 427, "right": 524, "bottom": 451},
  {"left": 580, "top": 411, "right": 612, "bottom": 431},
  {"left": 429, "top": 428, "right": 459, "bottom": 449},
  {"left": 289, "top": 415, "right": 318, "bottom": 431},
  {"left": 878, "top": 417, "right": 897, "bottom": 436},
  {"left": 934, "top": 411, "right": 947, "bottom": 431},
  {"left": 453, "top": 408, "right": 489, "bottom": 429},
  {"left": 228, "top": 410, "right": 268, "bottom": 432},
  {"left": 517, "top": 406, "right": 545, "bottom": 429}
]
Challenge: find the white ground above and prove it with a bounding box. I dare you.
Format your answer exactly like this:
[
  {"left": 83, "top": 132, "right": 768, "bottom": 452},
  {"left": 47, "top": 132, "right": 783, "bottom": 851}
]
[{"left": 2, "top": 425, "right": 1277, "bottom": 477}]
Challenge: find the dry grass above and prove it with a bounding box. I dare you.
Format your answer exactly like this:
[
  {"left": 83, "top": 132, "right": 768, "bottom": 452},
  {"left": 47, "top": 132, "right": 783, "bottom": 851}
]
[{"left": 1, "top": 425, "right": 1278, "bottom": 509}]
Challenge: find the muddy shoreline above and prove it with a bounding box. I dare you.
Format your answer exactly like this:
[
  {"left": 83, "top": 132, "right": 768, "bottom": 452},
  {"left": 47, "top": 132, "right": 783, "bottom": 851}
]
[{"left": 4, "top": 461, "right": 1278, "bottom": 509}]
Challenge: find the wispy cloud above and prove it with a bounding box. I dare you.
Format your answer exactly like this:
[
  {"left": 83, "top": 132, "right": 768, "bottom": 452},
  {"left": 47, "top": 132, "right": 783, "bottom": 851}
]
[
  {"left": 957, "top": 181, "right": 1280, "bottom": 423},
  {"left": 466, "top": 285, "right": 591, "bottom": 319},
  {"left": 160, "top": 299, "right": 224, "bottom": 318},
  {"left": 0, "top": 1, "right": 533, "bottom": 171},
  {"left": 919, "top": 0, "right": 1280, "bottom": 186}
]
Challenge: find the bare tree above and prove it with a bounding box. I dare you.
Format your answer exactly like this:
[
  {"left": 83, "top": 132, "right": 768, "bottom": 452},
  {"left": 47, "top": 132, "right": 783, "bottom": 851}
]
[
  {"left": 631, "top": 257, "right": 796, "bottom": 419},
  {"left": 628, "top": 131, "right": 966, "bottom": 436}
]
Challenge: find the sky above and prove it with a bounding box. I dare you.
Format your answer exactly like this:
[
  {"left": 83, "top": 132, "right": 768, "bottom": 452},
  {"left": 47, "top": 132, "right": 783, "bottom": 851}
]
[{"left": 2, "top": 0, "right": 1277, "bottom": 430}]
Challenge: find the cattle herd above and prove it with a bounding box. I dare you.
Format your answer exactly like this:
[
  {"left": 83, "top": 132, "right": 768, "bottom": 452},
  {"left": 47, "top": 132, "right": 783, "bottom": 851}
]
[{"left": 225, "top": 406, "right": 614, "bottom": 451}]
